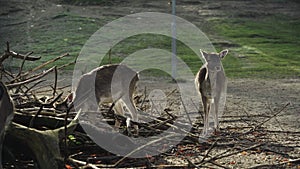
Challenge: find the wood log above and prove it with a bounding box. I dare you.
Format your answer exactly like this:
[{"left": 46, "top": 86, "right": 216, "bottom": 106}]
[
  {"left": 5, "top": 111, "right": 80, "bottom": 169},
  {"left": 6, "top": 122, "right": 63, "bottom": 169}
]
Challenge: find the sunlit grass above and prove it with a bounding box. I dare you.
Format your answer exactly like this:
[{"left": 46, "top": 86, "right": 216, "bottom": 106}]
[
  {"left": 13, "top": 11, "right": 300, "bottom": 79},
  {"left": 211, "top": 15, "right": 300, "bottom": 78}
]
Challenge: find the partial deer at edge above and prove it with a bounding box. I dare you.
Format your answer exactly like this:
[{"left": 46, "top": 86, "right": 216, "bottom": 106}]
[
  {"left": 0, "top": 81, "right": 14, "bottom": 168},
  {"left": 195, "top": 49, "right": 228, "bottom": 136}
]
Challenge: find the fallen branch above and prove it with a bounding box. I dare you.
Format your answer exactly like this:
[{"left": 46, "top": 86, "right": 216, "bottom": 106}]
[
  {"left": 254, "top": 102, "right": 290, "bottom": 130},
  {"left": 31, "top": 84, "right": 71, "bottom": 94},
  {"left": 114, "top": 133, "right": 179, "bottom": 167},
  {"left": 185, "top": 156, "right": 200, "bottom": 169},
  {"left": 248, "top": 158, "right": 300, "bottom": 169},
  {"left": 7, "top": 66, "right": 56, "bottom": 89},
  {"left": 68, "top": 157, "right": 102, "bottom": 169},
  {"left": 16, "top": 51, "right": 33, "bottom": 78},
  {"left": 53, "top": 66, "right": 58, "bottom": 96},
  {"left": 198, "top": 139, "right": 219, "bottom": 164},
  {"left": 205, "top": 143, "right": 263, "bottom": 163},
  {"left": 28, "top": 53, "right": 69, "bottom": 74},
  {"left": 57, "top": 60, "right": 76, "bottom": 70},
  {"left": 266, "top": 101, "right": 285, "bottom": 131},
  {"left": 24, "top": 79, "right": 46, "bottom": 94},
  {"left": 0, "top": 42, "right": 41, "bottom": 63},
  {"left": 180, "top": 96, "right": 193, "bottom": 126}
]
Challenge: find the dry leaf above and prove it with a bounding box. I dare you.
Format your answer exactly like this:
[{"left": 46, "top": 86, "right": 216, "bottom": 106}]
[{"left": 240, "top": 151, "right": 248, "bottom": 156}]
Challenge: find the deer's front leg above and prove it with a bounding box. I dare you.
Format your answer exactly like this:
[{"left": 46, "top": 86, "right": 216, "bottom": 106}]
[{"left": 213, "top": 104, "right": 219, "bottom": 134}]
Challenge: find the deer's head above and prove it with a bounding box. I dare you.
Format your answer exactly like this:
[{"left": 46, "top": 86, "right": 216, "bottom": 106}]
[
  {"left": 200, "top": 49, "right": 228, "bottom": 90},
  {"left": 200, "top": 49, "right": 228, "bottom": 74}
]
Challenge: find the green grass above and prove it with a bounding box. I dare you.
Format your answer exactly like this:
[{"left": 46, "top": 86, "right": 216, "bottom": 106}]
[
  {"left": 18, "top": 12, "right": 200, "bottom": 76},
  {"left": 210, "top": 15, "right": 300, "bottom": 79},
  {"left": 20, "top": 12, "right": 114, "bottom": 70},
  {"left": 12, "top": 11, "right": 299, "bottom": 79},
  {"left": 100, "top": 33, "right": 201, "bottom": 77}
]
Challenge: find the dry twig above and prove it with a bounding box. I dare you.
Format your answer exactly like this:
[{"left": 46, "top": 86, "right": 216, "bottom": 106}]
[{"left": 254, "top": 102, "right": 290, "bottom": 130}]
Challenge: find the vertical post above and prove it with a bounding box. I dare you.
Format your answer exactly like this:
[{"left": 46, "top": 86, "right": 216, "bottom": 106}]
[{"left": 171, "top": 0, "right": 177, "bottom": 79}]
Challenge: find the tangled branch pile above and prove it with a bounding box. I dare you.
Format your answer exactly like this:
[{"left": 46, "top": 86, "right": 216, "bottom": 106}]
[{"left": 0, "top": 42, "right": 78, "bottom": 169}]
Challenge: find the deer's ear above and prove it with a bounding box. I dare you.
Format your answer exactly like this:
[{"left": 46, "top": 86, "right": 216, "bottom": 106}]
[
  {"left": 219, "top": 49, "right": 228, "bottom": 58},
  {"left": 200, "top": 49, "right": 208, "bottom": 60}
]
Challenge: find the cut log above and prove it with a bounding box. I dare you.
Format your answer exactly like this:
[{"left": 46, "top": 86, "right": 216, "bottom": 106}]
[{"left": 5, "top": 111, "right": 80, "bottom": 169}]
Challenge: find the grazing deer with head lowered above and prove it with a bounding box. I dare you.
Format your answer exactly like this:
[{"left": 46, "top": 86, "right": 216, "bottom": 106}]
[
  {"left": 0, "top": 81, "right": 14, "bottom": 167},
  {"left": 195, "top": 49, "right": 228, "bottom": 136},
  {"left": 55, "top": 64, "right": 139, "bottom": 134}
]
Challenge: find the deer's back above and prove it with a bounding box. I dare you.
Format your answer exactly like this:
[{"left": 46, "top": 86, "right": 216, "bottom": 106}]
[{"left": 75, "top": 64, "right": 139, "bottom": 103}]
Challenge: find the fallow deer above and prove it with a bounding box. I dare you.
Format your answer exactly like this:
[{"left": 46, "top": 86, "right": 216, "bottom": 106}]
[
  {"left": 195, "top": 49, "right": 228, "bottom": 136},
  {"left": 55, "top": 64, "right": 139, "bottom": 133}
]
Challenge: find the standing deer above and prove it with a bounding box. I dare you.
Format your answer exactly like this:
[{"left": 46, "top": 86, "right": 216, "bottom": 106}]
[
  {"left": 55, "top": 64, "right": 139, "bottom": 133},
  {"left": 0, "top": 81, "right": 14, "bottom": 168},
  {"left": 195, "top": 49, "right": 228, "bottom": 136}
]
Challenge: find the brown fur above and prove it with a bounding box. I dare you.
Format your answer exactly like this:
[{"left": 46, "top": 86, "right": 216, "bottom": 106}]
[{"left": 55, "top": 64, "right": 139, "bottom": 132}]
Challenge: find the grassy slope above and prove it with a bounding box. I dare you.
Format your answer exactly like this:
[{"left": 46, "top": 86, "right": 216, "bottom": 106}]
[
  {"left": 10, "top": 5, "right": 299, "bottom": 79},
  {"left": 21, "top": 13, "right": 106, "bottom": 70},
  {"left": 210, "top": 15, "right": 300, "bottom": 79}
]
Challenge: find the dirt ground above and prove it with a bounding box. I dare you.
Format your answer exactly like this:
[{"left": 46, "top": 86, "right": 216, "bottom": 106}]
[{"left": 0, "top": 0, "right": 299, "bottom": 168}]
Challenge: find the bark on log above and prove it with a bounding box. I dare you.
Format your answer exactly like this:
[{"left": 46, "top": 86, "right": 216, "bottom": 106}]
[
  {"left": 5, "top": 111, "right": 79, "bottom": 169},
  {"left": 6, "top": 122, "right": 64, "bottom": 169}
]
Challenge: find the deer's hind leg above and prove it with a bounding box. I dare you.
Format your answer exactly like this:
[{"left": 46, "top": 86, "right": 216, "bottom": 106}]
[{"left": 201, "top": 95, "right": 210, "bottom": 136}]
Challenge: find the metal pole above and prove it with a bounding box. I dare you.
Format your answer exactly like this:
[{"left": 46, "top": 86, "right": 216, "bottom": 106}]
[{"left": 171, "top": 0, "right": 177, "bottom": 79}]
